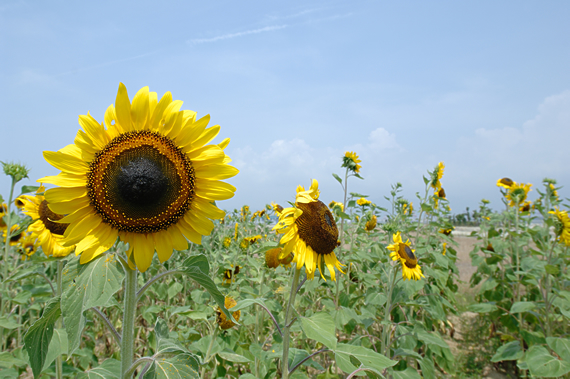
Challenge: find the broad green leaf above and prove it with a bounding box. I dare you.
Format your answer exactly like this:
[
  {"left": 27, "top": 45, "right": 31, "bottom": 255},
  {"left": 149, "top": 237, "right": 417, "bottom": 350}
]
[
  {"left": 547, "top": 337, "right": 570, "bottom": 362},
  {"left": 19, "top": 185, "right": 40, "bottom": 195},
  {"left": 334, "top": 352, "right": 360, "bottom": 375},
  {"left": 545, "top": 264, "right": 560, "bottom": 275},
  {"left": 510, "top": 301, "right": 536, "bottom": 313},
  {"left": 232, "top": 298, "right": 269, "bottom": 312},
  {"left": 0, "top": 316, "right": 22, "bottom": 330},
  {"left": 335, "top": 343, "right": 397, "bottom": 372},
  {"left": 332, "top": 173, "right": 343, "bottom": 184},
  {"left": 390, "top": 367, "right": 422, "bottom": 379},
  {"left": 526, "top": 345, "right": 570, "bottom": 377},
  {"left": 23, "top": 296, "right": 61, "bottom": 378},
  {"left": 218, "top": 350, "right": 252, "bottom": 363},
  {"left": 42, "top": 329, "right": 68, "bottom": 372},
  {"left": 180, "top": 265, "right": 235, "bottom": 323},
  {"left": 0, "top": 351, "right": 28, "bottom": 368},
  {"left": 300, "top": 312, "right": 337, "bottom": 349},
  {"left": 491, "top": 341, "right": 523, "bottom": 362},
  {"left": 239, "top": 375, "right": 258, "bottom": 379},
  {"left": 415, "top": 329, "right": 449, "bottom": 349},
  {"left": 77, "top": 359, "right": 121, "bottom": 378},
  {"left": 419, "top": 357, "right": 436, "bottom": 379},
  {"left": 182, "top": 254, "right": 210, "bottom": 275},
  {"left": 142, "top": 353, "right": 200, "bottom": 379},
  {"left": 61, "top": 253, "right": 124, "bottom": 355},
  {"left": 168, "top": 282, "right": 184, "bottom": 300},
  {"left": 468, "top": 302, "right": 497, "bottom": 313}
]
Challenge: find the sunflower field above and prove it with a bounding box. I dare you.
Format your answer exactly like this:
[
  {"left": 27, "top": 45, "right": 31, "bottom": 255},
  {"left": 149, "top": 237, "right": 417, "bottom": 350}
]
[{"left": 0, "top": 85, "right": 569, "bottom": 379}]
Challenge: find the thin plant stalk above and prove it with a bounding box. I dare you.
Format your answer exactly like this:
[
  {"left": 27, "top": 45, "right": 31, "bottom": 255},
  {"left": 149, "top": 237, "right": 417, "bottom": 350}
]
[
  {"left": 55, "top": 260, "right": 64, "bottom": 379},
  {"left": 121, "top": 263, "right": 138, "bottom": 378},
  {"left": 201, "top": 326, "right": 219, "bottom": 379},
  {"left": 336, "top": 167, "right": 349, "bottom": 309},
  {"left": 255, "top": 269, "right": 266, "bottom": 377},
  {"left": 1, "top": 175, "right": 17, "bottom": 350},
  {"left": 282, "top": 266, "right": 301, "bottom": 379}
]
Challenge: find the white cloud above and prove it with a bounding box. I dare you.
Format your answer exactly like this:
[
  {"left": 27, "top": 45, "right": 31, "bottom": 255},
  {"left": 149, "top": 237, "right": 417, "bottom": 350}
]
[{"left": 188, "top": 25, "right": 288, "bottom": 45}]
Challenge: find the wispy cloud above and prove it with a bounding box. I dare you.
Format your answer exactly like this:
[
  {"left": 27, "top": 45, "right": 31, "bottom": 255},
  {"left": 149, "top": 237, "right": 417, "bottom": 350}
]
[{"left": 188, "top": 25, "right": 288, "bottom": 45}]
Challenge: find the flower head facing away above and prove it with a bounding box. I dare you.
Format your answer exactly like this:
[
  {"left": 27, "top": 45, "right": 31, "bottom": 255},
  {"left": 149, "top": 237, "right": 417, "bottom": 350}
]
[
  {"left": 387, "top": 232, "right": 424, "bottom": 281},
  {"left": 496, "top": 177, "right": 514, "bottom": 189},
  {"left": 273, "top": 179, "right": 344, "bottom": 281},
  {"left": 430, "top": 162, "right": 445, "bottom": 191},
  {"left": 342, "top": 151, "right": 361, "bottom": 174},
  {"left": 550, "top": 207, "right": 570, "bottom": 246},
  {"left": 216, "top": 296, "right": 241, "bottom": 330},
  {"left": 39, "top": 84, "right": 238, "bottom": 272}
]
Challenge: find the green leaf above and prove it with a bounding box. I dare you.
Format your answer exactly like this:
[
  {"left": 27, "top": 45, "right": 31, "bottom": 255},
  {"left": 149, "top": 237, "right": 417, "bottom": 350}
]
[
  {"left": 545, "top": 264, "right": 560, "bottom": 275},
  {"left": 510, "top": 301, "right": 536, "bottom": 313},
  {"left": 168, "top": 282, "right": 184, "bottom": 300},
  {"left": 217, "top": 350, "right": 252, "bottom": 363},
  {"left": 77, "top": 359, "right": 121, "bottom": 378},
  {"left": 334, "top": 352, "right": 360, "bottom": 375},
  {"left": 180, "top": 261, "right": 235, "bottom": 323},
  {"left": 468, "top": 302, "right": 497, "bottom": 313},
  {"left": 0, "top": 316, "right": 22, "bottom": 330},
  {"left": 415, "top": 329, "right": 449, "bottom": 349},
  {"left": 526, "top": 345, "right": 570, "bottom": 377},
  {"left": 419, "top": 357, "right": 436, "bottom": 379},
  {"left": 335, "top": 343, "right": 397, "bottom": 372},
  {"left": 19, "top": 185, "right": 40, "bottom": 195},
  {"left": 332, "top": 173, "right": 343, "bottom": 184},
  {"left": 390, "top": 367, "right": 422, "bottom": 379},
  {"left": 0, "top": 351, "right": 28, "bottom": 369},
  {"left": 23, "top": 296, "right": 61, "bottom": 378},
  {"left": 142, "top": 353, "right": 200, "bottom": 379},
  {"left": 300, "top": 312, "right": 337, "bottom": 349},
  {"left": 42, "top": 329, "right": 68, "bottom": 372},
  {"left": 491, "top": 341, "right": 523, "bottom": 362},
  {"left": 182, "top": 254, "right": 210, "bottom": 275},
  {"left": 232, "top": 298, "right": 269, "bottom": 312},
  {"left": 61, "top": 253, "right": 124, "bottom": 356},
  {"left": 547, "top": 337, "right": 570, "bottom": 362}
]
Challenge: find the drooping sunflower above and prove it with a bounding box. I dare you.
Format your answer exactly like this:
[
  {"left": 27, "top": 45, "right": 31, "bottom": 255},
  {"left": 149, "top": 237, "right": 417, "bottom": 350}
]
[
  {"left": 20, "top": 189, "right": 75, "bottom": 257},
  {"left": 271, "top": 202, "right": 283, "bottom": 216},
  {"left": 328, "top": 200, "right": 344, "bottom": 213},
  {"left": 550, "top": 207, "right": 570, "bottom": 246},
  {"left": 39, "top": 84, "right": 238, "bottom": 272},
  {"left": 342, "top": 151, "right": 362, "bottom": 174},
  {"left": 0, "top": 203, "right": 8, "bottom": 229},
  {"left": 506, "top": 183, "right": 532, "bottom": 208},
  {"left": 365, "top": 215, "right": 377, "bottom": 231},
  {"left": 273, "top": 179, "right": 344, "bottom": 281},
  {"left": 14, "top": 196, "right": 26, "bottom": 209},
  {"left": 430, "top": 162, "right": 445, "bottom": 190},
  {"left": 496, "top": 177, "right": 514, "bottom": 189},
  {"left": 387, "top": 232, "right": 424, "bottom": 281},
  {"left": 3, "top": 225, "right": 25, "bottom": 246},
  {"left": 265, "top": 247, "right": 293, "bottom": 269},
  {"left": 20, "top": 233, "right": 38, "bottom": 260},
  {"left": 216, "top": 296, "right": 241, "bottom": 330}
]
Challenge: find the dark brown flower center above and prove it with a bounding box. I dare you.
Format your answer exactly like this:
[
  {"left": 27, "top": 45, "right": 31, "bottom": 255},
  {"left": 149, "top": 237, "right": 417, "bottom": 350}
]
[
  {"left": 39, "top": 200, "right": 69, "bottom": 235},
  {"left": 296, "top": 200, "right": 339, "bottom": 255},
  {"left": 400, "top": 244, "right": 418, "bottom": 269},
  {"left": 87, "top": 131, "right": 195, "bottom": 233}
]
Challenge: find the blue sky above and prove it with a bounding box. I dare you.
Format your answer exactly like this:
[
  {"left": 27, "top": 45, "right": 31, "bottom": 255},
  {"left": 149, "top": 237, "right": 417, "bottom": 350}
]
[{"left": 2, "top": 1, "right": 569, "bottom": 214}]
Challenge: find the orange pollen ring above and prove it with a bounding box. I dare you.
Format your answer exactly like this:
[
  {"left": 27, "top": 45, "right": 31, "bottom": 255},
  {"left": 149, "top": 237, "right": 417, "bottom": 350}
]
[{"left": 87, "top": 130, "right": 195, "bottom": 233}]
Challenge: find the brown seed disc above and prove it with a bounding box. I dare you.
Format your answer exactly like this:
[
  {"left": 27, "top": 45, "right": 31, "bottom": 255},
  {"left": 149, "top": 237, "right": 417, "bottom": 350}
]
[
  {"left": 40, "top": 200, "right": 69, "bottom": 235},
  {"left": 296, "top": 200, "right": 339, "bottom": 256}
]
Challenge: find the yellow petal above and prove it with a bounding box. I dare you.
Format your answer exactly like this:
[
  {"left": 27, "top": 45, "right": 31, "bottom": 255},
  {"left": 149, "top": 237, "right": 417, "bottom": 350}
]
[
  {"left": 115, "top": 83, "right": 133, "bottom": 132},
  {"left": 218, "top": 138, "right": 230, "bottom": 150},
  {"left": 40, "top": 173, "right": 86, "bottom": 188},
  {"left": 131, "top": 234, "right": 154, "bottom": 273},
  {"left": 186, "top": 212, "right": 214, "bottom": 236},
  {"left": 150, "top": 91, "right": 173, "bottom": 130},
  {"left": 190, "top": 125, "right": 220, "bottom": 150},
  {"left": 177, "top": 216, "right": 203, "bottom": 245},
  {"left": 170, "top": 224, "right": 190, "bottom": 250},
  {"left": 78, "top": 114, "right": 109, "bottom": 148},
  {"left": 194, "top": 164, "right": 239, "bottom": 181},
  {"left": 47, "top": 196, "right": 90, "bottom": 215},
  {"left": 191, "top": 197, "right": 225, "bottom": 220},
  {"left": 195, "top": 179, "right": 236, "bottom": 201},
  {"left": 43, "top": 150, "right": 89, "bottom": 175},
  {"left": 63, "top": 213, "right": 102, "bottom": 245},
  {"left": 176, "top": 114, "right": 209, "bottom": 147},
  {"left": 45, "top": 186, "right": 87, "bottom": 203},
  {"left": 153, "top": 230, "right": 174, "bottom": 263},
  {"left": 131, "top": 86, "right": 149, "bottom": 130}
]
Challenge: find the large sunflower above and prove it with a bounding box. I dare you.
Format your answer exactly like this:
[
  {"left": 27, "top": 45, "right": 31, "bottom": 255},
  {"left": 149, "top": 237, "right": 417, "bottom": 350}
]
[
  {"left": 273, "top": 179, "right": 344, "bottom": 281},
  {"left": 387, "top": 232, "right": 424, "bottom": 281},
  {"left": 21, "top": 188, "right": 75, "bottom": 257},
  {"left": 39, "top": 84, "right": 238, "bottom": 272}
]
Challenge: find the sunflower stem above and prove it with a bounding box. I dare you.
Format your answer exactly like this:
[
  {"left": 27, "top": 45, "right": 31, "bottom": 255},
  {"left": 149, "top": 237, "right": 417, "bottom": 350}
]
[
  {"left": 336, "top": 167, "right": 350, "bottom": 310},
  {"left": 0, "top": 175, "right": 16, "bottom": 350},
  {"left": 55, "top": 260, "right": 64, "bottom": 379},
  {"left": 255, "top": 269, "right": 266, "bottom": 377},
  {"left": 282, "top": 267, "right": 301, "bottom": 379},
  {"left": 382, "top": 262, "right": 398, "bottom": 357},
  {"left": 121, "top": 264, "right": 138, "bottom": 378}
]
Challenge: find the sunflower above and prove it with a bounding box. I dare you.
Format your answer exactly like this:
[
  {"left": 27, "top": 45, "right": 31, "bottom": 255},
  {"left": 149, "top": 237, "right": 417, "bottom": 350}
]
[
  {"left": 3, "top": 224, "right": 26, "bottom": 246},
  {"left": 273, "top": 179, "right": 344, "bottom": 281},
  {"left": 439, "top": 227, "right": 453, "bottom": 236},
  {"left": 365, "top": 215, "right": 377, "bottom": 231},
  {"left": 496, "top": 177, "right": 514, "bottom": 189},
  {"left": 216, "top": 296, "right": 241, "bottom": 330},
  {"left": 39, "top": 84, "right": 238, "bottom": 272},
  {"left": 387, "top": 232, "right": 424, "bottom": 281},
  {"left": 234, "top": 223, "right": 239, "bottom": 240},
  {"left": 20, "top": 190, "right": 75, "bottom": 257},
  {"left": 549, "top": 183, "right": 559, "bottom": 201},
  {"left": 506, "top": 183, "right": 532, "bottom": 207},
  {"left": 430, "top": 162, "right": 445, "bottom": 190},
  {"left": 14, "top": 196, "right": 26, "bottom": 209},
  {"left": 271, "top": 202, "right": 284, "bottom": 216},
  {"left": 0, "top": 203, "right": 7, "bottom": 229},
  {"left": 265, "top": 247, "right": 293, "bottom": 269},
  {"left": 328, "top": 201, "right": 344, "bottom": 213},
  {"left": 403, "top": 202, "right": 413, "bottom": 216},
  {"left": 20, "top": 233, "right": 38, "bottom": 260},
  {"left": 223, "top": 237, "right": 231, "bottom": 248},
  {"left": 550, "top": 208, "right": 570, "bottom": 246},
  {"left": 222, "top": 265, "right": 241, "bottom": 284},
  {"left": 342, "top": 151, "right": 362, "bottom": 174},
  {"left": 519, "top": 201, "right": 531, "bottom": 213},
  {"left": 442, "top": 242, "right": 447, "bottom": 256},
  {"left": 356, "top": 198, "right": 371, "bottom": 206}
]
